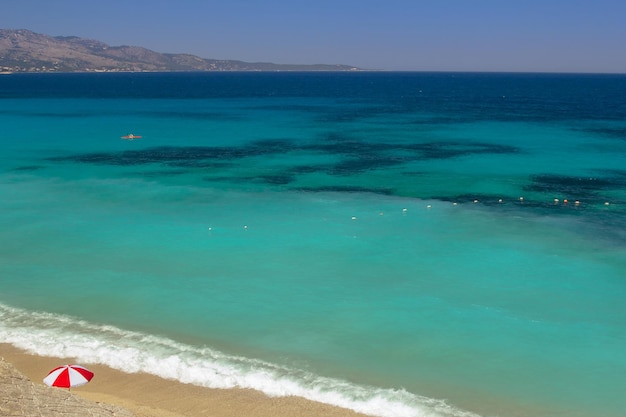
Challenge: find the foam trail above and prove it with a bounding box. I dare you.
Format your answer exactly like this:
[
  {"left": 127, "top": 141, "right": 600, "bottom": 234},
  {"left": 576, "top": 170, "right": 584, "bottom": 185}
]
[{"left": 0, "top": 303, "right": 480, "bottom": 417}]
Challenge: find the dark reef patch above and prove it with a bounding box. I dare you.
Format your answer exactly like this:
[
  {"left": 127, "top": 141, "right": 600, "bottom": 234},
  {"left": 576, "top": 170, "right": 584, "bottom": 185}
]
[
  {"left": 48, "top": 137, "right": 520, "bottom": 170},
  {"left": 246, "top": 139, "right": 295, "bottom": 154},
  {"left": 45, "top": 137, "right": 522, "bottom": 193},
  {"left": 256, "top": 174, "right": 296, "bottom": 185},
  {"left": 577, "top": 127, "right": 626, "bottom": 140},
  {"left": 307, "top": 134, "right": 520, "bottom": 170},
  {"left": 137, "top": 170, "right": 189, "bottom": 177},
  {"left": 166, "top": 161, "right": 233, "bottom": 169},
  {"left": 48, "top": 145, "right": 251, "bottom": 166},
  {"left": 295, "top": 185, "right": 394, "bottom": 195},
  {"left": 526, "top": 174, "right": 626, "bottom": 198},
  {"left": 289, "top": 165, "right": 327, "bottom": 174},
  {"left": 327, "top": 157, "right": 407, "bottom": 175},
  {"left": 306, "top": 139, "right": 398, "bottom": 156}
]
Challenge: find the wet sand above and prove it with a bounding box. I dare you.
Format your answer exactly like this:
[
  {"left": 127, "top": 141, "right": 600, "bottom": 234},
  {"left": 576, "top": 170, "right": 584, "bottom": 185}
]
[{"left": 0, "top": 343, "right": 369, "bottom": 417}]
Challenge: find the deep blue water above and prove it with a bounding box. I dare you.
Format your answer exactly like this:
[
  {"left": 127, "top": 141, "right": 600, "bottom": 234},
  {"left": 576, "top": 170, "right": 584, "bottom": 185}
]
[{"left": 1, "top": 72, "right": 625, "bottom": 417}]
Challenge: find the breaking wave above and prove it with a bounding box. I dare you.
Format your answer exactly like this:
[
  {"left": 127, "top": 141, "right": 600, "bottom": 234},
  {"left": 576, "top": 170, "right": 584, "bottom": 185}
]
[{"left": 0, "top": 302, "right": 481, "bottom": 417}]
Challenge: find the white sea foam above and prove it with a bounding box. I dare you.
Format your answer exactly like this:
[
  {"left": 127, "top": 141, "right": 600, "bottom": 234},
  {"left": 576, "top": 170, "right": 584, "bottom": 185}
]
[{"left": 0, "top": 302, "right": 481, "bottom": 417}]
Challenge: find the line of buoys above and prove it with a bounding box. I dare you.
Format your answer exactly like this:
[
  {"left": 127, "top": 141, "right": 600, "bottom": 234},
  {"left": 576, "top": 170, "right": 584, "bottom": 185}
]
[
  {"left": 447, "top": 197, "right": 616, "bottom": 207},
  {"left": 206, "top": 197, "right": 619, "bottom": 233},
  {"left": 426, "top": 197, "right": 617, "bottom": 209}
]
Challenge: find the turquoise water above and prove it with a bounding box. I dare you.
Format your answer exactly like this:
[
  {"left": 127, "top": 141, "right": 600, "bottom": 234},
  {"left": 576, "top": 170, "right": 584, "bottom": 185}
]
[{"left": 1, "top": 72, "right": 625, "bottom": 417}]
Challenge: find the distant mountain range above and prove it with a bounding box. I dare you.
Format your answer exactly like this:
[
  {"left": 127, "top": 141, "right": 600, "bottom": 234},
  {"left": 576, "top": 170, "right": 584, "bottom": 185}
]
[{"left": 0, "top": 29, "right": 361, "bottom": 73}]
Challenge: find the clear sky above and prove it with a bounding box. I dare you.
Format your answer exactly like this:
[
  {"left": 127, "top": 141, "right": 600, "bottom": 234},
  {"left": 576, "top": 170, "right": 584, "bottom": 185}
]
[{"left": 3, "top": 0, "right": 626, "bottom": 73}]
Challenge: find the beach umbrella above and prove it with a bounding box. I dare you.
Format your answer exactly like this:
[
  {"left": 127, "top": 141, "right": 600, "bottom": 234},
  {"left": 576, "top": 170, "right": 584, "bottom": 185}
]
[{"left": 43, "top": 364, "right": 94, "bottom": 389}]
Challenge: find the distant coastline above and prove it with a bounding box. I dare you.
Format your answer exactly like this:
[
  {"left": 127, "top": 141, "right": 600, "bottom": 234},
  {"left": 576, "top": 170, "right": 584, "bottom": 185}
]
[{"left": 0, "top": 29, "right": 363, "bottom": 73}]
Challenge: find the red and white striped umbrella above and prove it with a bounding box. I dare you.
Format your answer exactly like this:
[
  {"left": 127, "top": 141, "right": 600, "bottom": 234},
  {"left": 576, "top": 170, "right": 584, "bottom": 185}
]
[{"left": 43, "top": 364, "right": 94, "bottom": 389}]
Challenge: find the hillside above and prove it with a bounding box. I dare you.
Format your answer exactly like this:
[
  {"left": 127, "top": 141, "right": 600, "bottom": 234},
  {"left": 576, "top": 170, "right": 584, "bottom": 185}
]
[{"left": 0, "top": 29, "right": 361, "bottom": 73}]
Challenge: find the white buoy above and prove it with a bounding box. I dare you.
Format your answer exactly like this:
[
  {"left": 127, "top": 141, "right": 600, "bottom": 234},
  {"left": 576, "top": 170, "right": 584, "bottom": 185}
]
[
  {"left": 498, "top": 199, "right": 503, "bottom": 203},
  {"left": 426, "top": 204, "right": 432, "bottom": 209},
  {"left": 351, "top": 216, "right": 357, "bottom": 220}
]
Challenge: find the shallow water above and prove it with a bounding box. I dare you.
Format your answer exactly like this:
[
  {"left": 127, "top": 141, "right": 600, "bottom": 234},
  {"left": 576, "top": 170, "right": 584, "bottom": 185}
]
[{"left": 1, "top": 72, "right": 625, "bottom": 417}]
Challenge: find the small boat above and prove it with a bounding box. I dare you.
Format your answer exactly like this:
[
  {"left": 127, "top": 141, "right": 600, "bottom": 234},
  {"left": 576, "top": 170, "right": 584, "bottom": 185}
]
[{"left": 121, "top": 134, "right": 142, "bottom": 140}]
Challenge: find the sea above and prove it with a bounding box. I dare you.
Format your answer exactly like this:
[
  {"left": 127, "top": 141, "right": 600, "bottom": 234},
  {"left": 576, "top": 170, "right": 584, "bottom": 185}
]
[{"left": 0, "top": 72, "right": 625, "bottom": 417}]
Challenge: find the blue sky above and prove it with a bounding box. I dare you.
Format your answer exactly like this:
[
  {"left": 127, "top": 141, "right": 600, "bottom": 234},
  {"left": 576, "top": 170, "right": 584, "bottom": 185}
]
[{"left": 4, "top": 0, "right": 626, "bottom": 72}]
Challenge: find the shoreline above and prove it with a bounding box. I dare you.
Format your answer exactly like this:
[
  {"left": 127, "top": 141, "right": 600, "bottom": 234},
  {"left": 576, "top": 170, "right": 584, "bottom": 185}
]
[{"left": 0, "top": 343, "right": 369, "bottom": 417}]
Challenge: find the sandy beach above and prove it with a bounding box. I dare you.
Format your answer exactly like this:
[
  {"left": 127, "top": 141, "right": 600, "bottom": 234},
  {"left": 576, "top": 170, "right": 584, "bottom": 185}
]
[{"left": 0, "top": 343, "right": 369, "bottom": 417}]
